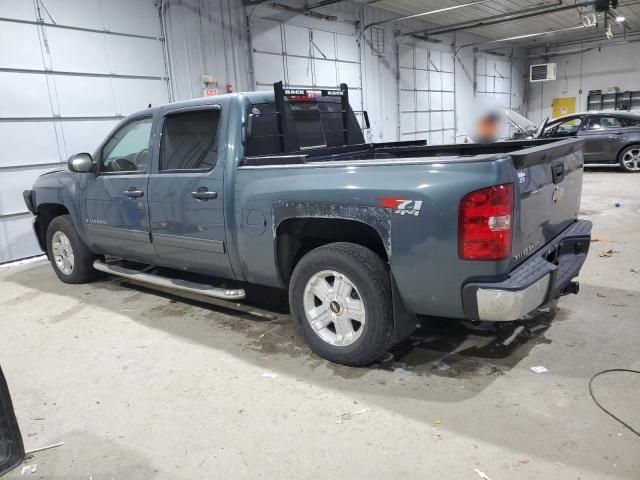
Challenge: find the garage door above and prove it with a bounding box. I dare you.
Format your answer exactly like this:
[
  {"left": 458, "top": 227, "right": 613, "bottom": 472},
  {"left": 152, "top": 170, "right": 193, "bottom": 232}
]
[
  {"left": 475, "top": 56, "right": 512, "bottom": 108},
  {"left": 398, "top": 43, "right": 455, "bottom": 145},
  {"left": 249, "top": 17, "right": 363, "bottom": 118},
  {"left": 0, "top": 0, "right": 169, "bottom": 263}
]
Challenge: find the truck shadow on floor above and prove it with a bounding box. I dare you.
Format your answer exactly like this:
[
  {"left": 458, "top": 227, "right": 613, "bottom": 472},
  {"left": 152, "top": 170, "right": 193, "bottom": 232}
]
[
  {"left": 101, "top": 270, "right": 559, "bottom": 383},
  {"left": 5, "top": 263, "right": 559, "bottom": 393}
]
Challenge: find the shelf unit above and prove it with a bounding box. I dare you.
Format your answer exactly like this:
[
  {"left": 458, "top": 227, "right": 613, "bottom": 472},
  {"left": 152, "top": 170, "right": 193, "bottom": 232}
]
[{"left": 587, "top": 90, "right": 640, "bottom": 112}]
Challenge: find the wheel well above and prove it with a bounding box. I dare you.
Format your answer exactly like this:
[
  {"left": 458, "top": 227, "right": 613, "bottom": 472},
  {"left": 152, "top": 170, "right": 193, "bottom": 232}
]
[
  {"left": 616, "top": 142, "right": 640, "bottom": 160},
  {"left": 35, "top": 204, "right": 69, "bottom": 251},
  {"left": 275, "top": 217, "right": 389, "bottom": 285}
]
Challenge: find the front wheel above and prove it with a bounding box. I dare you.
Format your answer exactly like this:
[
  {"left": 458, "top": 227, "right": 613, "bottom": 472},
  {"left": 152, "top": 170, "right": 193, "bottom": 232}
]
[
  {"left": 618, "top": 145, "right": 640, "bottom": 172},
  {"left": 46, "top": 215, "right": 99, "bottom": 284},
  {"left": 289, "top": 242, "right": 393, "bottom": 366}
]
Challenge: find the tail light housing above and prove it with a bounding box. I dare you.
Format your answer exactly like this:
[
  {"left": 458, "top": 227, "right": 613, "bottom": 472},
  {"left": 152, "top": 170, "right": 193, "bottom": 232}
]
[{"left": 459, "top": 183, "right": 513, "bottom": 260}]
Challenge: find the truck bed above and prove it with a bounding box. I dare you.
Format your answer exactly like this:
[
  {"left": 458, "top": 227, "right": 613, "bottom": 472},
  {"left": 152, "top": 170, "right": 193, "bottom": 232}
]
[{"left": 241, "top": 138, "right": 583, "bottom": 169}]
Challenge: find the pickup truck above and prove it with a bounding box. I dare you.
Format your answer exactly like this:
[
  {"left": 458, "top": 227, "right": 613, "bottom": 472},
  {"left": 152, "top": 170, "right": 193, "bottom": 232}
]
[{"left": 23, "top": 82, "right": 592, "bottom": 366}]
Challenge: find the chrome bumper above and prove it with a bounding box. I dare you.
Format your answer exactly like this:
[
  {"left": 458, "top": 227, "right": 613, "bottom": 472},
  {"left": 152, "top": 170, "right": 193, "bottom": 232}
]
[
  {"left": 462, "top": 220, "right": 592, "bottom": 322},
  {"left": 476, "top": 274, "right": 550, "bottom": 321}
]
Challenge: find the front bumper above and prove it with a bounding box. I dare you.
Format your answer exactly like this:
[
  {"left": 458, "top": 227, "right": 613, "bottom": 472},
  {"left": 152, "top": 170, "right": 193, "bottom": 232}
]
[{"left": 462, "top": 220, "right": 592, "bottom": 322}]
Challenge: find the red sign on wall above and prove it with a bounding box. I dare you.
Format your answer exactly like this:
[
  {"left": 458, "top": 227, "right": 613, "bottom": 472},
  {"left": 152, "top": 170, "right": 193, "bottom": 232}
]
[{"left": 203, "top": 88, "right": 218, "bottom": 97}]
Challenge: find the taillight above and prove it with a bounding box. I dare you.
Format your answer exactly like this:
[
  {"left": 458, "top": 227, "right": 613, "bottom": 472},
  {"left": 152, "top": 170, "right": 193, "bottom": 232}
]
[{"left": 459, "top": 183, "right": 513, "bottom": 260}]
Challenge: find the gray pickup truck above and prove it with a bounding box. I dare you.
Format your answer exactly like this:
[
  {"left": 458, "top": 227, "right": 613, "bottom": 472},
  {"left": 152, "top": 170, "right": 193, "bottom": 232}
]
[{"left": 23, "top": 82, "right": 592, "bottom": 366}]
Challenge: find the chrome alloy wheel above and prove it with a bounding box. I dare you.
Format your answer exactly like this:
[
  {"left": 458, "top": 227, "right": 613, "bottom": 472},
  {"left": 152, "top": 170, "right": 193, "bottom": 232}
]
[
  {"left": 51, "top": 231, "right": 74, "bottom": 275},
  {"left": 622, "top": 148, "right": 640, "bottom": 171},
  {"left": 302, "top": 270, "right": 366, "bottom": 347}
]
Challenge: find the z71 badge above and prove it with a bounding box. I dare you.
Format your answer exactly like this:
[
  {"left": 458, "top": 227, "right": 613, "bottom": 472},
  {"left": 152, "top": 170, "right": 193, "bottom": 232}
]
[{"left": 377, "top": 197, "right": 423, "bottom": 216}]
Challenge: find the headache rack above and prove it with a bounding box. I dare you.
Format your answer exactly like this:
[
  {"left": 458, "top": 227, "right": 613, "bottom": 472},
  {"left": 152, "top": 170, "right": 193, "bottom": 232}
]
[{"left": 244, "top": 81, "right": 372, "bottom": 160}]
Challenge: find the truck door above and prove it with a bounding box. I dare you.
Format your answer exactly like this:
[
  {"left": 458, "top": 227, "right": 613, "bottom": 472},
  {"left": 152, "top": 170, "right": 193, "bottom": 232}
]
[
  {"left": 147, "top": 105, "right": 234, "bottom": 278},
  {"left": 82, "top": 115, "right": 156, "bottom": 261}
]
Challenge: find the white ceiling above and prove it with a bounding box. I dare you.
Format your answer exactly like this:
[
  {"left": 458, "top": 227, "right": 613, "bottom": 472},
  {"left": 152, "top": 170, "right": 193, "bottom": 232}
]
[{"left": 368, "top": 0, "right": 640, "bottom": 47}]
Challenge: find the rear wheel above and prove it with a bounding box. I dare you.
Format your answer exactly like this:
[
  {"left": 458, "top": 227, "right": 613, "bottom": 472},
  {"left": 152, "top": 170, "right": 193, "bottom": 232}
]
[
  {"left": 618, "top": 145, "right": 640, "bottom": 172},
  {"left": 289, "top": 242, "right": 393, "bottom": 366},
  {"left": 46, "top": 215, "right": 99, "bottom": 284}
]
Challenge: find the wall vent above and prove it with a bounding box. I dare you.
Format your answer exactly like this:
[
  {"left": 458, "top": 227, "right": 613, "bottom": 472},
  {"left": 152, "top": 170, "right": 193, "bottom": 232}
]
[
  {"left": 370, "top": 27, "right": 385, "bottom": 56},
  {"left": 529, "top": 63, "right": 557, "bottom": 82}
]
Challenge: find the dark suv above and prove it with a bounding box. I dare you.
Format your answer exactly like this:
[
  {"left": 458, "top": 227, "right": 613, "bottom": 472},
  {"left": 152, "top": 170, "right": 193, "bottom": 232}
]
[{"left": 539, "top": 112, "right": 640, "bottom": 172}]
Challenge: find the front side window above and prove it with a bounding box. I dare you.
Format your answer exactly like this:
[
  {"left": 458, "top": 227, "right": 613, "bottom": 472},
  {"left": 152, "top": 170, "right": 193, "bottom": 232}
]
[
  {"left": 101, "top": 117, "right": 153, "bottom": 173},
  {"left": 160, "top": 109, "right": 220, "bottom": 171},
  {"left": 583, "top": 116, "right": 623, "bottom": 130},
  {"left": 542, "top": 117, "right": 582, "bottom": 138}
]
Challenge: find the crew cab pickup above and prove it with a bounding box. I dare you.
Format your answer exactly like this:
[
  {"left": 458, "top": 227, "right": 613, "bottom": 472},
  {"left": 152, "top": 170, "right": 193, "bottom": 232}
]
[{"left": 23, "top": 82, "right": 592, "bottom": 366}]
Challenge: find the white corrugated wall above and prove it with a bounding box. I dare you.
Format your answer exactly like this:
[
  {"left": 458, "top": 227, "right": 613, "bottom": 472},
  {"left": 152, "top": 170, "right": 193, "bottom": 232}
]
[{"left": 0, "top": 0, "right": 169, "bottom": 263}]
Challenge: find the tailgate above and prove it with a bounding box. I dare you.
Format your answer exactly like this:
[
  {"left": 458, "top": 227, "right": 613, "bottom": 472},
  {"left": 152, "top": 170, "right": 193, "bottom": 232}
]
[{"left": 510, "top": 138, "right": 585, "bottom": 267}]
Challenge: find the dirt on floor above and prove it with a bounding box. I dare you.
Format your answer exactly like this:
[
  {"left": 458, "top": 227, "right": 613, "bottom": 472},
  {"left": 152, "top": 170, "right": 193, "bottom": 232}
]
[{"left": 1, "top": 167, "right": 639, "bottom": 480}]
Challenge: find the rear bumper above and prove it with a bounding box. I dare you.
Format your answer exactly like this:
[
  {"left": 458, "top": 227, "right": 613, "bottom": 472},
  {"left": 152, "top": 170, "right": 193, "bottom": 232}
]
[{"left": 462, "top": 220, "right": 592, "bottom": 322}]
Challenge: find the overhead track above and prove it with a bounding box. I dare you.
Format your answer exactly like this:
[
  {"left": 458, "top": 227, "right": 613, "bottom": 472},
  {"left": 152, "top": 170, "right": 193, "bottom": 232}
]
[
  {"left": 358, "top": 0, "right": 491, "bottom": 43},
  {"left": 401, "top": 1, "right": 597, "bottom": 37},
  {"left": 364, "top": 0, "right": 491, "bottom": 29},
  {"left": 454, "top": 24, "right": 594, "bottom": 54}
]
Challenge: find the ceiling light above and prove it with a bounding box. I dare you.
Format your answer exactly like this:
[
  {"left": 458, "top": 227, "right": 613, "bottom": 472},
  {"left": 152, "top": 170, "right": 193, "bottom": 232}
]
[{"left": 615, "top": 15, "right": 626, "bottom": 22}]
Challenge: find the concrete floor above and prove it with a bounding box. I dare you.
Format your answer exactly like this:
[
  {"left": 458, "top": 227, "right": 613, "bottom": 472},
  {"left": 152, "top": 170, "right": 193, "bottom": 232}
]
[{"left": 1, "top": 168, "right": 639, "bottom": 480}]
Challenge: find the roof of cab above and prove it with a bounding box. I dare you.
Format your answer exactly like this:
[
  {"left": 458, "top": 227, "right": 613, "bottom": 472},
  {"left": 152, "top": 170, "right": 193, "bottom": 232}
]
[{"left": 127, "top": 91, "right": 276, "bottom": 119}]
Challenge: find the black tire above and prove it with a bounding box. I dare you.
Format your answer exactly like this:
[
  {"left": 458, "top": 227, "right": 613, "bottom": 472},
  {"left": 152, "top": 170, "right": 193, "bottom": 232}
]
[
  {"left": 46, "top": 215, "right": 99, "bottom": 284},
  {"left": 618, "top": 145, "right": 640, "bottom": 173},
  {"left": 289, "top": 242, "right": 393, "bottom": 366}
]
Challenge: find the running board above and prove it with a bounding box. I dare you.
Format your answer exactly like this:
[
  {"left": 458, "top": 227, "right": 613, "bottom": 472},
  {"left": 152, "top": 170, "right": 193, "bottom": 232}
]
[{"left": 93, "top": 260, "right": 246, "bottom": 300}]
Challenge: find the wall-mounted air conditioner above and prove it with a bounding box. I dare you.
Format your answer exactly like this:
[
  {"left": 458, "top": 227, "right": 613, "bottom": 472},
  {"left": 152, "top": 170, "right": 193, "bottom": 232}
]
[{"left": 529, "top": 63, "right": 557, "bottom": 82}]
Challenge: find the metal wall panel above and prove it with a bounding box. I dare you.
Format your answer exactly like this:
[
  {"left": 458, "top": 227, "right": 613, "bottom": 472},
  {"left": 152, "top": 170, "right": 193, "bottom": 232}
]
[
  {"left": 476, "top": 56, "right": 513, "bottom": 109},
  {"left": 0, "top": 23, "right": 42, "bottom": 69},
  {"left": 0, "top": 216, "right": 38, "bottom": 264},
  {"left": 46, "top": 28, "right": 111, "bottom": 73},
  {"left": 0, "top": 73, "right": 52, "bottom": 116},
  {"left": 251, "top": 14, "right": 363, "bottom": 114},
  {"left": 54, "top": 76, "right": 117, "bottom": 116},
  {"left": 164, "top": 0, "right": 251, "bottom": 100},
  {"left": 61, "top": 120, "right": 118, "bottom": 157},
  {"left": 398, "top": 41, "right": 455, "bottom": 144},
  {"left": 0, "top": 122, "right": 59, "bottom": 166},
  {"left": 0, "top": 0, "right": 169, "bottom": 263}
]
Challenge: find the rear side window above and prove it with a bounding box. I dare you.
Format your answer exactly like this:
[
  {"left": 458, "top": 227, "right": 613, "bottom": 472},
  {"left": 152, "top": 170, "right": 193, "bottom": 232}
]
[
  {"left": 583, "top": 116, "right": 623, "bottom": 130},
  {"left": 160, "top": 109, "right": 220, "bottom": 171},
  {"left": 623, "top": 117, "right": 640, "bottom": 127}
]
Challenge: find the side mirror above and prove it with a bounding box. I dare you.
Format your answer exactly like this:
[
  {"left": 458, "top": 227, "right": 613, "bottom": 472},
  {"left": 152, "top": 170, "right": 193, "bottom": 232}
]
[{"left": 68, "top": 153, "right": 94, "bottom": 173}]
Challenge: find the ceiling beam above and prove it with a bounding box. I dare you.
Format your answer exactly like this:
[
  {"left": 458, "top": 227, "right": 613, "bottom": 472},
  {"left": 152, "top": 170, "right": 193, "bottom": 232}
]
[
  {"left": 305, "top": 0, "right": 346, "bottom": 11},
  {"left": 401, "top": 1, "right": 595, "bottom": 37}
]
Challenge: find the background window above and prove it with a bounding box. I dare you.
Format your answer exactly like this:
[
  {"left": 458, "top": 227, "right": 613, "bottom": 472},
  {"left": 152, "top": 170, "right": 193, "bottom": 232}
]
[
  {"left": 623, "top": 117, "right": 640, "bottom": 127},
  {"left": 160, "top": 109, "right": 220, "bottom": 171},
  {"left": 543, "top": 117, "right": 582, "bottom": 137},
  {"left": 101, "top": 117, "right": 153, "bottom": 173},
  {"left": 583, "top": 116, "right": 623, "bottom": 130}
]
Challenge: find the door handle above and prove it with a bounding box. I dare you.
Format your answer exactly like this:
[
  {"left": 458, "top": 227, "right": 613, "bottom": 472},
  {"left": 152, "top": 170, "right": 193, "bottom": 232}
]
[
  {"left": 191, "top": 188, "right": 217, "bottom": 200},
  {"left": 124, "top": 188, "right": 144, "bottom": 198}
]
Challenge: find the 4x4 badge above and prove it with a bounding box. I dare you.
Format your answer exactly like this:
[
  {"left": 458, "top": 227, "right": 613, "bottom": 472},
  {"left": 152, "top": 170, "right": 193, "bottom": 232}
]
[{"left": 377, "top": 197, "right": 423, "bottom": 216}]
